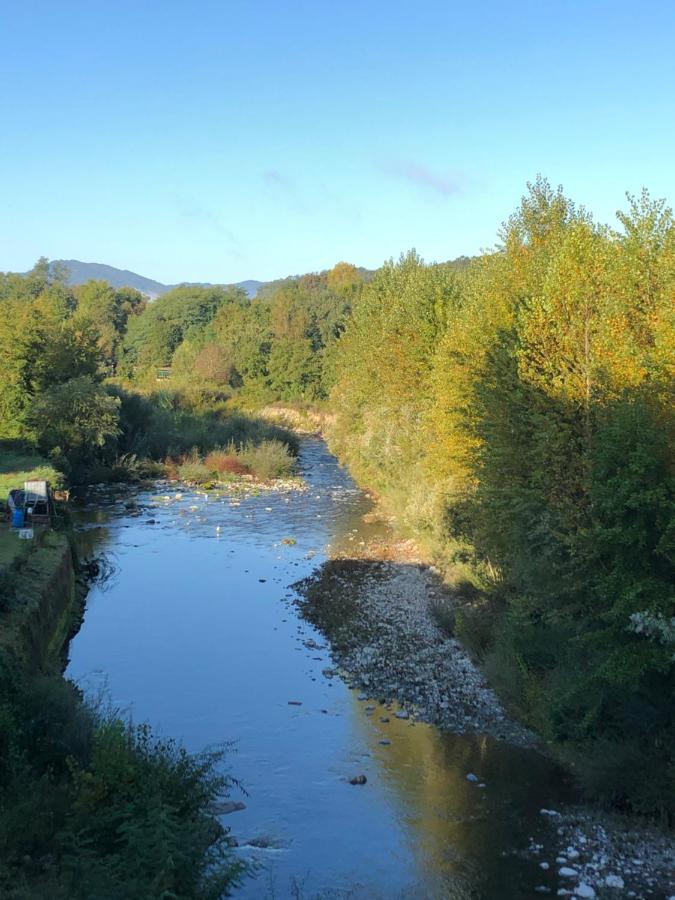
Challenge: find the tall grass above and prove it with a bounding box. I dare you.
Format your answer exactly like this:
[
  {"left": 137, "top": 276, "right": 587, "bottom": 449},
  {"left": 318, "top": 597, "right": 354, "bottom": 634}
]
[
  {"left": 113, "top": 387, "right": 298, "bottom": 462},
  {"left": 238, "top": 440, "right": 295, "bottom": 480},
  {"left": 177, "top": 439, "right": 295, "bottom": 484}
]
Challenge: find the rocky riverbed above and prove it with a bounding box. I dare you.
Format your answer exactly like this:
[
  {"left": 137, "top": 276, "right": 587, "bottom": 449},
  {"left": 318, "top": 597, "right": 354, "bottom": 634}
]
[
  {"left": 295, "top": 557, "right": 533, "bottom": 744},
  {"left": 295, "top": 541, "right": 675, "bottom": 900}
]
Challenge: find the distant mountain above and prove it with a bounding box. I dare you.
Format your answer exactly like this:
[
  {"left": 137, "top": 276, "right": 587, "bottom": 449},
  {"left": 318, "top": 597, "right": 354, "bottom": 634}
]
[{"left": 47, "top": 260, "right": 263, "bottom": 298}]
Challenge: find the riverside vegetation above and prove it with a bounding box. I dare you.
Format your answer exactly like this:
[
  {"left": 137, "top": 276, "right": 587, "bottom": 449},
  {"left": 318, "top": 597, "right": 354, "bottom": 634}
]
[
  {"left": 0, "top": 178, "right": 672, "bottom": 891},
  {"left": 328, "top": 181, "right": 674, "bottom": 821}
]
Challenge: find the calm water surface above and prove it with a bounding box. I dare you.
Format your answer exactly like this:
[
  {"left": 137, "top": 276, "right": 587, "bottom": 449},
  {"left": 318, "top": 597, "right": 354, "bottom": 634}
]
[{"left": 68, "top": 439, "right": 566, "bottom": 899}]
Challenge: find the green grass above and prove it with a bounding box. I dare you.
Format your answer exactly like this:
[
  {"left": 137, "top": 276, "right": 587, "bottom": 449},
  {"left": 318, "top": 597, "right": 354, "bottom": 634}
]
[
  {"left": 0, "top": 526, "right": 29, "bottom": 572},
  {"left": 0, "top": 444, "right": 61, "bottom": 503}
]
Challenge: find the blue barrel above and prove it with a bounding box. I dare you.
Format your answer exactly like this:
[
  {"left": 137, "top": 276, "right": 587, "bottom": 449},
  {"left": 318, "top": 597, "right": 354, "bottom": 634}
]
[{"left": 12, "top": 508, "right": 24, "bottom": 528}]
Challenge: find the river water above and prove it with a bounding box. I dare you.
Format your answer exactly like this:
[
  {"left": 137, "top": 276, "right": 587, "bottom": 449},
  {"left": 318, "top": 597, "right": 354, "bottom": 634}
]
[{"left": 67, "top": 438, "right": 568, "bottom": 899}]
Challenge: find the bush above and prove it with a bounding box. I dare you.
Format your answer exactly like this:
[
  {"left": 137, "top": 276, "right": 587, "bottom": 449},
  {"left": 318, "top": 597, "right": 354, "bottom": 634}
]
[
  {"left": 238, "top": 439, "right": 295, "bottom": 481},
  {"left": 27, "top": 377, "right": 121, "bottom": 481},
  {"left": 0, "top": 670, "right": 248, "bottom": 898},
  {"left": 204, "top": 449, "right": 250, "bottom": 477},
  {"left": 177, "top": 450, "right": 213, "bottom": 485}
]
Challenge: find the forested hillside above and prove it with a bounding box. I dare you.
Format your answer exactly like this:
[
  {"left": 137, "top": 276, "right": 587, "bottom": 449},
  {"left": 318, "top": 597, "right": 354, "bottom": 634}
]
[
  {"left": 44, "top": 260, "right": 263, "bottom": 299},
  {"left": 120, "top": 261, "right": 368, "bottom": 403}
]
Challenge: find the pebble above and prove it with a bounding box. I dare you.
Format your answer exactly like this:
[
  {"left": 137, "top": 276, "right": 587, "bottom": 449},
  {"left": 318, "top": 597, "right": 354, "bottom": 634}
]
[
  {"left": 575, "top": 885, "right": 596, "bottom": 899},
  {"left": 465, "top": 773, "right": 479, "bottom": 783},
  {"left": 605, "top": 875, "right": 625, "bottom": 889},
  {"left": 559, "top": 867, "right": 578, "bottom": 879},
  {"left": 539, "top": 862, "right": 550, "bottom": 871},
  {"left": 395, "top": 710, "right": 409, "bottom": 720},
  {"left": 349, "top": 775, "right": 367, "bottom": 785}
]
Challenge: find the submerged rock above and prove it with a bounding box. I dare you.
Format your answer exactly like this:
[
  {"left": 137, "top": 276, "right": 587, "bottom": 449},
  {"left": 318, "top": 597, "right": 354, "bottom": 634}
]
[
  {"left": 214, "top": 800, "right": 246, "bottom": 815},
  {"left": 349, "top": 775, "right": 367, "bottom": 785}
]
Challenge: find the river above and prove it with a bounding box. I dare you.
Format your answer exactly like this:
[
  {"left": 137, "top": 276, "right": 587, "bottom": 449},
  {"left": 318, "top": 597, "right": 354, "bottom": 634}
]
[{"left": 67, "top": 438, "right": 569, "bottom": 899}]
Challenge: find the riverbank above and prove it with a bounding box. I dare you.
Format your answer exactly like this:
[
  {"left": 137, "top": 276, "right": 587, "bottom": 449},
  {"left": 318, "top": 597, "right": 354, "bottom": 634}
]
[
  {"left": 0, "top": 524, "right": 81, "bottom": 671},
  {"left": 256, "top": 403, "right": 335, "bottom": 435},
  {"left": 296, "top": 556, "right": 532, "bottom": 744},
  {"left": 295, "top": 526, "right": 675, "bottom": 899}
]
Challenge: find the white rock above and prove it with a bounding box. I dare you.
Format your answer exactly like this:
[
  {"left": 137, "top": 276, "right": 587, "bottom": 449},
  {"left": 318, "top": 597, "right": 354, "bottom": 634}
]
[
  {"left": 605, "top": 875, "right": 625, "bottom": 889},
  {"left": 566, "top": 848, "right": 580, "bottom": 860},
  {"left": 575, "top": 885, "right": 596, "bottom": 899},
  {"left": 539, "top": 862, "right": 550, "bottom": 870},
  {"left": 465, "top": 772, "right": 479, "bottom": 782},
  {"left": 559, "top": 867, "right": 578, "bottom": 879}
]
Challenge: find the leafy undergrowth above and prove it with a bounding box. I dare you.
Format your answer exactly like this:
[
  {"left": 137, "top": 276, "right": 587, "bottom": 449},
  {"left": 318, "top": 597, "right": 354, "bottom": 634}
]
[{"left": 0, "top": 664, "right": 250, "bottom": 899}]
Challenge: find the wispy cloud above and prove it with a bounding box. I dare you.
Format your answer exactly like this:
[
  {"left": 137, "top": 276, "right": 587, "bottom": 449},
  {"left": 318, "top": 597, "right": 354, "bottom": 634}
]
[
  {"left": 174, "top": 195, "right": 243, "bottom": 259},
  {"left": 262, "top": 169, "right": 289, "bottom": 188},
  {"left": 380, "top": 159, "right": 465, "bottom": 197},
  {"left": 262, "top": 169, "right": 308, "bottom": 214}
]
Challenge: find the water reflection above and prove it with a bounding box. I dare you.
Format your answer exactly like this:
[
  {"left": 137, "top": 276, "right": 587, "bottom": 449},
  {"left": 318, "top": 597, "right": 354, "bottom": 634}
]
[{"left": 67, "top": 439, "right": 567, "bottom": 899}]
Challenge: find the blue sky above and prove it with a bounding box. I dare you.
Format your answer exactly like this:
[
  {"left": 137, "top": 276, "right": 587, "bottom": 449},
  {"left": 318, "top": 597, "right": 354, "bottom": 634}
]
[{"left": 2, "top": 1, "right": 675, "bottom": 283}]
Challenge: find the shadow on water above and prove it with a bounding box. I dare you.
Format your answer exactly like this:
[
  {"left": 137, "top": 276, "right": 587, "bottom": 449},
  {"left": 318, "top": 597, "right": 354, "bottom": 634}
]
[{"left": 66, "top": 438, "right": 571, "bottom": 899}]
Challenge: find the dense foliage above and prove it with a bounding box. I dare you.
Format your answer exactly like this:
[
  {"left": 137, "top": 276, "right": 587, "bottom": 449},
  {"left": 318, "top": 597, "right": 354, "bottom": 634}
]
[
  {"left": 0, "top": 662, "right": 246, "bottom": 898},
  {"left": 0, "top": 263, "right": 297, "bottom": 483},
  {"left": 124, "top": 262, "right": 366, "bottom": 403},
  {"left": 0, "top": 259, "right": 143, "bottom": 480},
  {"left": 329, "top": 180, "right": 675, "bottom": 818}
]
